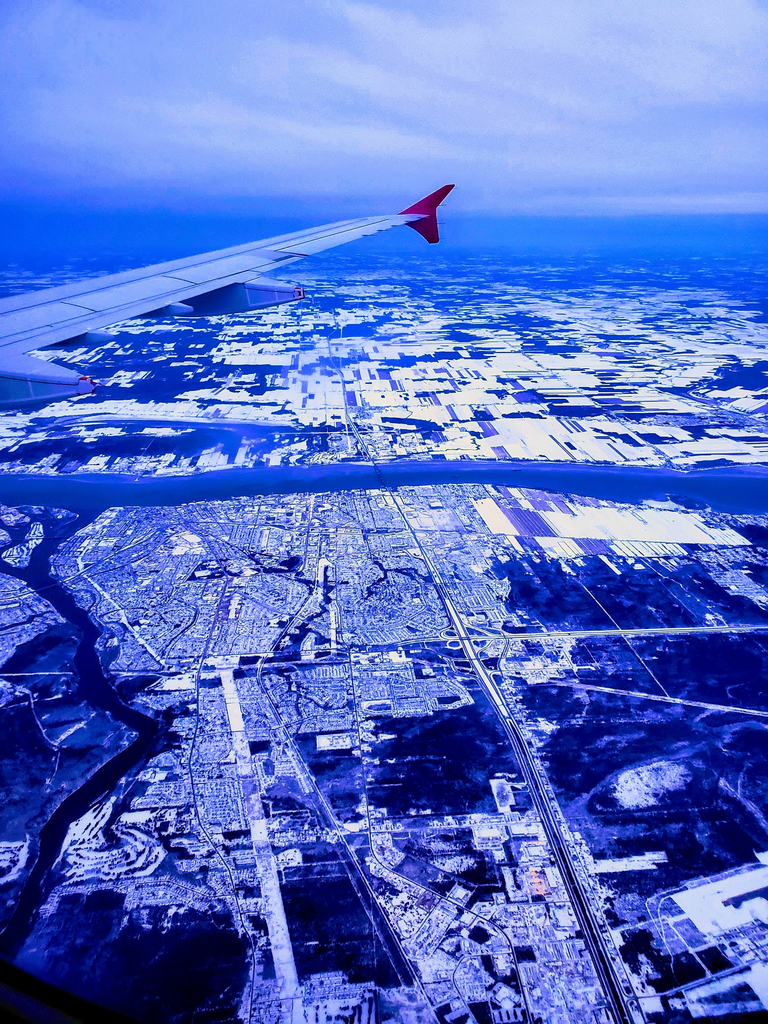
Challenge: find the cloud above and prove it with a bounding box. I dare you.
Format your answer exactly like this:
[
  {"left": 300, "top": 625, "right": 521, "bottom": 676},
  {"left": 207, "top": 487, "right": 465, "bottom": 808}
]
[{"left": 0, "top": 0, "right": 765, "bottom": 212}]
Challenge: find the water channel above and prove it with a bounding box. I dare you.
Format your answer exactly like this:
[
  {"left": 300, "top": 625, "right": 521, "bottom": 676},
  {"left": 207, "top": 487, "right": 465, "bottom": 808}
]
[
  {"left": 0, "top": 511, "right": 157, "bottom": 956},
  {"left": 2, "top": 458, "right": 768, "bottom": 514}
]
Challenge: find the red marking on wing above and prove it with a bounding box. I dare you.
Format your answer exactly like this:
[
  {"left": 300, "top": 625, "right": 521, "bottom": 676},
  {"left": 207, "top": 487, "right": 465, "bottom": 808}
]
[{"left": 399, "top": 184, "right": 455, "bottom": 244}]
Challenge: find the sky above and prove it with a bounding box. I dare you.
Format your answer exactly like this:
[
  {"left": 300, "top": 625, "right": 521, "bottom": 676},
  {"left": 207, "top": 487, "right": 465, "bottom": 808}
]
[{"left": 0, "top": 0, "right": 766, "bottom": 216}]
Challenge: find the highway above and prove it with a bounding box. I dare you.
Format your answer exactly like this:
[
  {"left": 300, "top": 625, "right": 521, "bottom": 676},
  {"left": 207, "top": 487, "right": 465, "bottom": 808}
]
[
  {"left": 550, "top": 681, "right": 768, "bottom": 718},
  {"left": 395, "top": 512, "right": 643, "bottom": 1024}
]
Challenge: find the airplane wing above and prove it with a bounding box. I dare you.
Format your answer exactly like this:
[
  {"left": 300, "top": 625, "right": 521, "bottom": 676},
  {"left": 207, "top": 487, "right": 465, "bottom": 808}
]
[{"left": 0, "top": 184, "right": 454, "bottom": 406}]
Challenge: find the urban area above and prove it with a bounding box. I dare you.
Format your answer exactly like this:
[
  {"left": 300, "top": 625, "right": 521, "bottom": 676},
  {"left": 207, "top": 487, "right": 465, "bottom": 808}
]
[{"left": 1, "top": 249, "right": 768, "bottom": 1022}]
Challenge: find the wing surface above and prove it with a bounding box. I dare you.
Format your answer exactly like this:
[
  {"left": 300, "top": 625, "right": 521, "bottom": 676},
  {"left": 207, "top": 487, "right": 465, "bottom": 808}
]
[{"left": 0, "top": 185, "right": 454, "bottom": 405}]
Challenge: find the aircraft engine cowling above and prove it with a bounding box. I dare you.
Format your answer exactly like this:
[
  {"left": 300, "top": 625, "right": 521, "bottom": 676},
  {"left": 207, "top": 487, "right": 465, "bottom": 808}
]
[{"left": 182, "top": 279, "right": 304, "bottom": 316}]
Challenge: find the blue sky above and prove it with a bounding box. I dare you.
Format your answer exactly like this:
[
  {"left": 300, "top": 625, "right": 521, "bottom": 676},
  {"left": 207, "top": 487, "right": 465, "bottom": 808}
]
[{"left": 1, "top": 0, "right": 766, "bottom": 215}]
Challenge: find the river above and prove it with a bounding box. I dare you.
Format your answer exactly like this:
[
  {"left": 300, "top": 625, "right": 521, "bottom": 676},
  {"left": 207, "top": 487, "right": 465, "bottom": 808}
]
[
  {"left": 0, "top": 511, "right": 157, "bottom": 957},
  {"left": 1, "top": 458, "right": 768, "bottom": 514}
]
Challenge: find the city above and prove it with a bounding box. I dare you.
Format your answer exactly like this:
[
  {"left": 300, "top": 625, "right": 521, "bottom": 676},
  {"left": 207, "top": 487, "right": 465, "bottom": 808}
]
[{"left": 2, "top": 475, "right": 768, "bottom": 1021}]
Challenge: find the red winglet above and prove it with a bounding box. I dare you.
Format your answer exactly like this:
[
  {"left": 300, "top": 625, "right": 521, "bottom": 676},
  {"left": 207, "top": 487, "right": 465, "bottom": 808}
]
[{"left": 399, "top": 184, "right": 455, "bottom": 244}]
